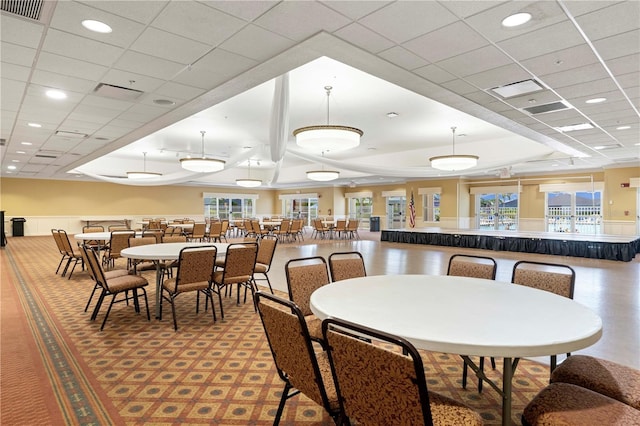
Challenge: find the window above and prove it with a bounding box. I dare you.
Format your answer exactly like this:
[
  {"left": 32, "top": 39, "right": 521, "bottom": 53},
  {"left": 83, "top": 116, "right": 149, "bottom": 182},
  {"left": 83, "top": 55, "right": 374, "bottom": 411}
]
[
  {"left": 204, "top": 193, "right": 257, "bottom": 220},
  {"left": 283, "top": 197, "right": 318, "bottom": 225},
  {"left": 422, "top": 193, "right": 440, "bottom": 222},
  {"left": 546, "top": 191, "right": 601, "bottom": 234},
  {"left": 349, "top": 197, "right": 372, "bottom": 220},
  {"left": 476, "top": 192, "right": 518, "bottom": 230}
]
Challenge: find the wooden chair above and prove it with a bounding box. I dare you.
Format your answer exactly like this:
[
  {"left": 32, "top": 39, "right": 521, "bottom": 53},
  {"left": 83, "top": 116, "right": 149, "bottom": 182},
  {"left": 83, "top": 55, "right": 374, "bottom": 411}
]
[
  {"left": 322, "top": 317, "right": 484, "bottom": 426},
  {"left": 254, "top": 292, "right": 342, "bottom": 425},
  {"left": 212, "top": 243, "right": 258, "bottom": 318},
  {"left": 285, "top": 256, "right": 330, "bottom": 346},
  {"left": 512, "top": 260, "right": 576, "bottom": 372},
  {"left": 253, "top": 235, "right": 277, "bottom": 294},
  {"left": 160, "top": 246, "right": 218, "bottom": 331},
  {"left": 82, "top": 245, "right": 150, "bottom": 331},
  {"left": 328, "top": 251, "right": 366, "bottom": 282}
]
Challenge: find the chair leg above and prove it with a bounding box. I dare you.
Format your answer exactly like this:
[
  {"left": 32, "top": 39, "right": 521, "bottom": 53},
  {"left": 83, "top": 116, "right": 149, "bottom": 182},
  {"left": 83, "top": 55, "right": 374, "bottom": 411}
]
[
  {"left": 550, "top": 354, "right": 557, "bottom": 374},
  {"left": 205, "top": 290, "right": 217, "bottom": 322},
  {"left": 132, "top": 288, "right": 141, "bottom": 313},
  {"left": 100, "top": 294, "right": 117, "bottom": 330},
  {"left": 170, "top": 295, "right": 178, "bottom": 331},
  {"left": 84, "top": 283, "right": 100, "bottom": 312},
  {"left": 91, "top": 290, "right": 107, "bottom": 321},
  {"left": 478, "top": 357, "right": 485, "bottom": 393},
  {"left": 274, "top": 382, "right": 293, "bottom": 426},
  {"left": 55, "top": 256, "right": 67, "bottom": 274},
  {"left": 141, "top": 288, "right": 150, "bottom": 321},
  {"left": 462, "top": 359, "right": 468, "bottom": 389}
]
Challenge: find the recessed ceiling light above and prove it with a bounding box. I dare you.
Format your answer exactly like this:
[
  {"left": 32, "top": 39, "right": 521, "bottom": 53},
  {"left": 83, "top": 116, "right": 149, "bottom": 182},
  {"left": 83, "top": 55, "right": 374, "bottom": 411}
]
[
  {"left": 21, "top": 142, "right": 33, "bottom": 146},
  {"left": 82, "top": 19, "right": 112, "bottom": 33},
  {"left": 46, "top": 89, "right": 67, "bottom": 100},
  {"left": 27, "top": 122, "right": 42, "bottom": 128},
  {"left": 16, "top": 151, "right": 26, "bottom": 154},
  {"left": 593, "top": 146, "right": 607, "bottom": 150},
  {"left": 551, "top": 163, "right": 559, "bottom": 167},
  {"left": 502, "top": 12, "right": 532, "bottom": 27},
  {"left": 616, "top": 125, "right": 631, "bottom": 130},
  {"left": 585, "top": 97, "right": 606, "bottom": 104},
  {"left": 556, "top": 123, "right": 594, "bottom": 132},
  {"left": 8, "top": 165, "right": 16, "bottom": 170},
  {"left": 12, "top": 160, "right": 19, "bottom": 163},
  {"left": 386, "top": 112, "right": 399, "bottom": 118}
]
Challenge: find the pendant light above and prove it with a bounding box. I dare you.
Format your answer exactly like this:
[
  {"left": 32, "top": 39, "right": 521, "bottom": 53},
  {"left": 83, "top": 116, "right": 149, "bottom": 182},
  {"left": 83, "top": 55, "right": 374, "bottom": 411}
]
[
  {"left": 127, "top": 152, "right": 162, "bottom": 179},
  {"left": 236, "top": 160, "right": 262, "bottom": 187},
  {"left": 180, "top": 130, "right": 225, "bottom": 173},
  {"left": 429, "top": 127, "right": 478, "bottom": 171},
  {"left": 306, "top": 151, "right": 340, "bottom": 181},
  {"left": 293, "top": 86, "right": 363, "bottom": 153}
]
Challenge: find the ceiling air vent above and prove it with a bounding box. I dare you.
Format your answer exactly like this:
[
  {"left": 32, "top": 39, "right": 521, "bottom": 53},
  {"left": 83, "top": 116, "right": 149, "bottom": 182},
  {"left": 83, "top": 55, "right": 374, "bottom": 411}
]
[
  {"left": 35, "top": 154, "right": 57, "bottom": 159},
  {"left": 55, "top": 130, "right": 88, "bottom": 138},
  {"left": 490, "top": 79, "right": 544, "bottom": 99},
  {"left": 0, "top": 138, "right": 6, "bottom": 146},
  {"left": 94, "top": 83, "right": 144, "bottom": 100},
  {"left": 1, "top": 0, "right": 43, "bottom": 20},
  {"left": 522, "top": 101, "right": 570, "bottom": 115}
]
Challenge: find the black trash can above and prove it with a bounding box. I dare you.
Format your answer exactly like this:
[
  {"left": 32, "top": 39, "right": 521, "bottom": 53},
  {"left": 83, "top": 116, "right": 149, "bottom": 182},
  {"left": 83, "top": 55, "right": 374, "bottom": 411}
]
[
  {"left": 11, "top": 218, "right": 26, "bottom": 237},
  {"left": 369, "top": 216, "right": 380, "bottom": 232}
]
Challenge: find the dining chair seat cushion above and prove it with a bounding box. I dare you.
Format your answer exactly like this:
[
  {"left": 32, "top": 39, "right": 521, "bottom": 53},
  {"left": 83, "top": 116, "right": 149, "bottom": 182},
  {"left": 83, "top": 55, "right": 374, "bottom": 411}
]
[
  {"left": 522, "top": 382, "right": 640, "bottom": 426},
  {"left": 107, "top": 275, "right": 149, "bottom": 293},
  {"left": 104, "top": 269, "right": 131, "bottom": 279},
  {"left": 253, "top": 262, "right": 268, "bottom": 273},
  {"left": 550, "top": 355, "right": 640, "bottom": 410},
  {"left": 422, "top": 391, "right": 484, "bottom": 425},
  {"left": 162, "top": 278, "right": 209, "bottom": 294},
  {"left": 213, "top": 270, "right": 251, "bottom": 284}
]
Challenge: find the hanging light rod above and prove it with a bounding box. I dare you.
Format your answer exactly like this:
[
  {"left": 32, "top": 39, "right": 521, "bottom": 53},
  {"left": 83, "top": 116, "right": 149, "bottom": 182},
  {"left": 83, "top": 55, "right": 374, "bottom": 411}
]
[
  {"left": 293, "top": 86, "right": 363, "bottom": 153},
  {"left": 306, "top": 151, "right": 340, "bottom": 181},
  {"left": 429, "top": 127, "right": 478, "bottom": 171},
  {"left": 180, "top": 130, "right": 225, "bottom": 173},
  {"left": 127, "top": 152, "right": 162, "bottom": 179},
  {"left": 236, "top": 159, "right": 262, "bottom": 187}
]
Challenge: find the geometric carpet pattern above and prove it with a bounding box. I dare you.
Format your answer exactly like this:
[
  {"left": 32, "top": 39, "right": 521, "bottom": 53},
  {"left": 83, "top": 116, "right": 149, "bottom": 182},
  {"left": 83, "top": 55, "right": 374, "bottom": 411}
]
[{"left": 1, "top": 235, "right": 550, "bottom": 425}]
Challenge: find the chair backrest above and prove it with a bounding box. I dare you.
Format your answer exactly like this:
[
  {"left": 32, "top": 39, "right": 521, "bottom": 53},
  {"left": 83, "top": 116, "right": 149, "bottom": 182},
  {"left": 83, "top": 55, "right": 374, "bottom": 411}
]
[
  {"left": 209, "top": 222, "right": 222, "bottom": 238},
  {"left": 251, "top": 220, "right": 262, "bottom": 234},
  {"left": 256, "top": 235, "right": 278, "bottom": 266},
  {"left": 346, "top": 219, "right": 359, "bottom": 231},
  {"left": 220, "top": 220, "right": 229, "bottom": 234},
  {"left": 174, "top": 246, "right": 217, "bottom": 289},
  {"left": 218, "top": 243, "right": 258, "bottom": 284},
  {"left": 278, "top": 220, "right": 291, "bottom": 233},
  {"left": 191, "top": 223, "right": 206, "bottom": 238},
  {"left": 161, "top": 235, "right": 187, "bottom": 243},
  {"left": 255, "top": 291, "right": 337, "bottom": 413},
  {"left": 285, "top": 256, "right": 330, "bottom": 316},
  {"left": 335, "top": 220, "right": 347, "bottom": 231},
  {"left": 289, "top": 219, "right": 302, "bottom": 233},
  {"left": 142, "top": 230, "right": 163, "bottom": 243},
  {"left": 328, "top": 251, "right": 366, "bottom": 282},
  {"left": 165, "top": 226, "right": 182, "bottom": 236},
  {"left": 128, "top": 236, "right": 156, "bottom": 248},
  {"left": 109, "top": 231, "right": 135, "bottom": 258},
  {"left": 511, "top": 260, "right": 576, "bottom": 299},
  {"left": 83, "top": 225, "right": 104, "bottom": 233},
  {"left": 322, "top": 317, "right": 433, "bottom": 425},
  {"left": 447, "top": 254, "right": 497, "bottom": 280},
  {"left": 51, "top": 229, "right": 65, "bottom": 253},
  {"left": 81, "top": 245, "right": 109, "bottom": 290},
  {"left": 58, "top": 229, "right": 77, "bottom": 256},
  {"left": 108, "top": 225, "right": 129, "bottom": 231}
]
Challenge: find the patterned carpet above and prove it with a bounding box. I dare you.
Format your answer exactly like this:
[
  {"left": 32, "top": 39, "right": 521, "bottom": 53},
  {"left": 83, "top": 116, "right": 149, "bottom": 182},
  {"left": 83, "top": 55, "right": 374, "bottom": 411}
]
[{"left": 1, "top": 235, "right": 549, "bottom": 425}]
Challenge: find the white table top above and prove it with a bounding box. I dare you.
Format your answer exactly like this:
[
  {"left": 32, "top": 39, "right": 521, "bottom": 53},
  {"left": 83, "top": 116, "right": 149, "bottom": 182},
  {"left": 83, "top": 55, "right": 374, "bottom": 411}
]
[
  {"left": 121, "top": 242, "right": 229, "bottom": 260},
  {"left": 75, "top": 231, "right": 143, "bottom": 240},
  {"left": 310, "top": 274, "right": 602, "bottom": 358},
  {"left": 167, "top": 223, "right": 194, "bottom": 229}
]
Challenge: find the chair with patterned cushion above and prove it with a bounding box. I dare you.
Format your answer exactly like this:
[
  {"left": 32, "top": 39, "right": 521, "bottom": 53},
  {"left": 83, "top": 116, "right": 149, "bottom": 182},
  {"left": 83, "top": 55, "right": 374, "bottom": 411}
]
[
  {"left": 164, "top": 226, "right": 183, "bottom": 236},
  {"left": 512, "top": 260, "right": 576, "bottom": 372},
  {"left": 522, "top": 382, "right": 640, "bottom": 426},
  {"left": 52, "top": 229, "right": 69, "bottom": 275},
  {"left": 82, "top": 245, "right": 150, "bottom": 330},
  {"left": 212, "top": 242, "right": 259, "bottom": 318},
  {"left": 188, "top": 223, "right": 206, "bottom": 242},
  {"left": 289, "top": 219, "right": 304, "bottom": 242},
  {"left": 549, "top": 355, "right": 640, "bottom": 410},
  {"left": 142, "top": 229, "right": 163, "bottom": 244},
  {"left": 345, "top": 219, "right": 360, "bottom": 240},
  {"left": 160, "top": 246, "right": 218, "bottom": 331},
  {"left": 333, "top": 220, "right": 347, "bottom": 239},
  {"left": 58, "top": 229, "right": 85, "bottom": 279},
  {"left": 127, "top": 236, "right": 157, "bottom": 274},
  {"left": 273, "top": 219, "right": 291, "bottom": 242},
  {"left": 447, "top": 254, "right": 497, "bottom": 391},
  {"left": 254, "top": 291, "right": 343, "bottom": 425},
  {"left": 322, "top": 317, "right": 484, "bottom": 426},
  {"left": 220, "top": 220, "right": 229, "bottom": 242},
  {"left": 285, "top": 256, "right": 330, "bottom": 346},
  {"left": 82, "top": 225, "right": 106, "bottom": 251},
  {"left": 79, "top": 243, "right": 129, "bottom": 314},
  {"left": 328, "top": 251, "right": 366, "bottom": 282},
  {"left": 103, "top": 230, "right": 135, "bottom": 269},
  {"left": 208, "top": 222, "right": 223, "bottom": 242},
  {"left": 252, "top": 235, "right": 277, "bottom": 294}
]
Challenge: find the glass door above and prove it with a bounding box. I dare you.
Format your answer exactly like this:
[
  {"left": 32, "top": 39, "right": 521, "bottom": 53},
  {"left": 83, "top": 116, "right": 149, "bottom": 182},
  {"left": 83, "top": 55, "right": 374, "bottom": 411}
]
[
  {"left": 386, "top": 196, "right": 406, "bottom": 229},
  {"left": 546, "top": 191, "right": 601, "bottom": 234},
  {"left": 477, "top": 192, "right": 518, "bottom": 230}
]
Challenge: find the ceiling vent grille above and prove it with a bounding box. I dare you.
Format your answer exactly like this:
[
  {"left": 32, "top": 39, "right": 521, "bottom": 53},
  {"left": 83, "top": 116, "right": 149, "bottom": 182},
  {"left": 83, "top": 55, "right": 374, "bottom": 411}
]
[
  {"left": 55, "top": 130, "right": 88, "bottom": 138},
  {"left": 35, "top": 153, "right": 57, "bottom": 159},
  {"left": 1, "top": 0, "right": 43, "bottom": 20},
  {"left": 522, "top": 101, "right": 570, "bottom": 115},
  {"left": 94, "top": 83, "right": 144, "bottom": 100}
]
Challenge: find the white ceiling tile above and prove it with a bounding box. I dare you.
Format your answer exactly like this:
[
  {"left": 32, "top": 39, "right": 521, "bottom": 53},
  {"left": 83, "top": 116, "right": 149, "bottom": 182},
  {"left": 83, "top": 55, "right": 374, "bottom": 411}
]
[
  {"left": 358, "top": 1, "right": 457, "bottom": 44},
  {"left": 592, "top": 29, "right": 640, "bottom": 60},
  {"left": 94, "top": 125, "right": 135, "bottom": 138},
  {"left": 503, "top": 90, "right": 562, "bottom": 109},
  {"left": 404, "top": 21, "right": 489, "bottom": 63},
  {"left": 563, "top": 0, "right": 627, "bottom": 18},
  {"left": 205, "top": 1, "right": 279, "bottom": 22},
  {"left": 41, "top": 138, "right": 81, "bottom": 152},
  {"left": 321, "top": 1, "right": 391, "bottom": 20},
  {"left": 556, "top": 77, "right": 620, "bottom": 99},
  {"left": 378, "top": 46, "right": 429, "bottom": 71},
  {"left": 114, "top": 51, "right": 185, "bottom": 80},
  {"left": 131, "top": 27, "right": 211, "bottom": 65},
  {"left": 441, "top": 1, "right": 504, "bottom": 19},
  {"left": 219, "top": 25, "right": 295, "bottom": 61},
  {"left": 31, "top": 70, "right": 96, "bottom": 93},
  {"left": 606, "top": 53, "right": 640, "bottom": 76},
  {"left": 521, "top": 44, "right": 599, "bottom": 77},
  {"left": 464, "top": 63, "right": 532, "bottom": 90},
  {"left": 464, "top": 91, "right": 504, "bottom": 107},
  {"left": 49, "top": 1, "right": 146, "bottom": 48},
  {"left": 57, "top": 119, "right": 103, "bottom": 134},
  {"left": 436, "top": 45, "right": 513, "bottom": 77},
  {"left": 1, "top": 79, "right": 27, "bottom": 106},
  {"left": 333, "top": 23, "right": 394, "bottom": 54},
  {"left": 575, "top": 1, "right": 640, "bottom": 41},
  {"left": 1, "top": 63, "right": 31, "bottom": 82},
  {"left": 70, "top": 104, "right": 124, "bottom": 123},
  {"left": 172, "top": 48, "right": 257, "bottom": 89},
  {"left": 440, "top": 79, "right": 479, "bottom": 96},
  {"left": 125, "top": 104, "right": 167, "bottom": 121},
  {"left": 78, "top": 0, "right": 169, "bottom": 24},
  {"left": 41, "top": 29, "right": 124, "bottom": 67},
  {"left": 152, "top": 1, "right": 246, "bottom": 45},
  {"left": 413, "top": 65, "right": 456, "bottom": 84},
  {"left": 541, "top": 63, "right": 609, "bottom": 88},
  {"left": 154, "top": 82, "right": 206, "bottom": 102},
  {"left": 80, "top": 95, "right": 134, "bottom": 112},
  {"left": 497, "top": 21, "right": 586, "bottom": 61},
  {"left": 35, "top": 51, "right": 108, "bottom": 81},
  {"left": 254, "top": 1, "right": 352, "bottom": 41},
  {"left": 482, "top": 100, "right": 514, "bottom": 114},
  {"left": 1, "top": 42, "right": 37, "bottom": 67},
  {"left": 0, "top": 14, "right": 44, "bottom": 48},
  {"left": 98, "top": 69, "right": 164, "bottom": 94}
]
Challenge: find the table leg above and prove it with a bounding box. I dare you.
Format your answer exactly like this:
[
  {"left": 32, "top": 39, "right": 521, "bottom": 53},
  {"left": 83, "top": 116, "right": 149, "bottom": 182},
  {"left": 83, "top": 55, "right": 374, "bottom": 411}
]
[
  {"left": 154, "top": 261, "right": 162, "bottom": 319},
  {"left": 502, "top": 357, "right": 513, "bottom": 426}
]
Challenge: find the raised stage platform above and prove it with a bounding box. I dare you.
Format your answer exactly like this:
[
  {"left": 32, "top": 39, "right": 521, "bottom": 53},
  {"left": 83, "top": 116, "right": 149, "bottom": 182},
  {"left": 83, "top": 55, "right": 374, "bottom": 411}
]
[{"left": 380, "top": 228, "right": 640, "bottom": 262}]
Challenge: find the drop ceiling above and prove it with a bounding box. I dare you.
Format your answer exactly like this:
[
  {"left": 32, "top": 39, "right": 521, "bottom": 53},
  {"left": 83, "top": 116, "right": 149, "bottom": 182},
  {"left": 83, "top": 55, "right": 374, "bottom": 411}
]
[{"left": 1, "top": 0, "right": 638, "bottom": 188}]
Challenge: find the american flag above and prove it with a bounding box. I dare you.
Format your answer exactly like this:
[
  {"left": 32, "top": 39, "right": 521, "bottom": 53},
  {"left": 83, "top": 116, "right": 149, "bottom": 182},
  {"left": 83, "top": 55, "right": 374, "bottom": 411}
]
[{"left": 409, "top": 192, "right": 416, "bottom": 228}]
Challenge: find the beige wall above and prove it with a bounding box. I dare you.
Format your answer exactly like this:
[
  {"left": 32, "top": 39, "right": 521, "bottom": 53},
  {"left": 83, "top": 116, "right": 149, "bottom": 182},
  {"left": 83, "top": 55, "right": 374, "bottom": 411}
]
[{"left": 603, "top": 167, "right": 638, "bottom": 220}]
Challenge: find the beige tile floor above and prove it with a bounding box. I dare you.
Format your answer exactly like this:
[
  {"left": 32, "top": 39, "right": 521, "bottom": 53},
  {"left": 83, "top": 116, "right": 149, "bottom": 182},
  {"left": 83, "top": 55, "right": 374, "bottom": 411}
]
[{"left": 266, "top": 230, "right": 640, "bottom": 369}]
